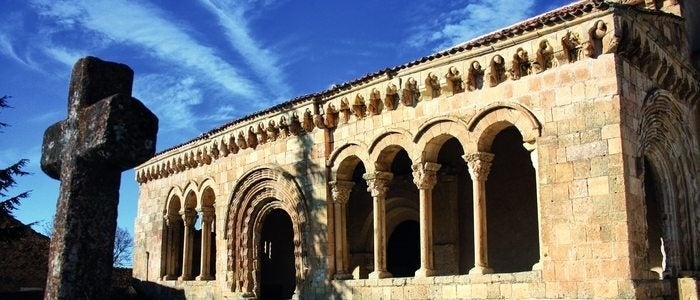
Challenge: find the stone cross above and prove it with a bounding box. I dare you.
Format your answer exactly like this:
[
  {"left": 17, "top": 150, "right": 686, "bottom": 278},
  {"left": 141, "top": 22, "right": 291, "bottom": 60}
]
[{"left": 40, "top": 57, "right": 158, "bottom": 300}]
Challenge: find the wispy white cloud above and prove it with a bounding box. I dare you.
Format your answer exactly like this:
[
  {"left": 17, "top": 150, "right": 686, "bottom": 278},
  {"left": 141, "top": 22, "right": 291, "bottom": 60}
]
[
  {"left": 0, "top": 33, "right": 42, "bottom": 71},
  {"left": 133, "top": 74, "right": 204, "bottom": 133},
  {"left": 42, "top": 46, "right": 85, "bottom": 68},
  {"left": 406, "top": 0, "right": 536, "bottom": 50},
  {"left": 198, "top": 0, "right": 292, "bottom": 102},
  {"left": 29, "top": 0, "right": 262, "bottom": 101}
]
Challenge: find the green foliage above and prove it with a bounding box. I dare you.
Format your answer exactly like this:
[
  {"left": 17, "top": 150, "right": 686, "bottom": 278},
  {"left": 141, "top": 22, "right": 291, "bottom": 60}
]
[{"left": 0, "top": 95, "right": 32, "bottom": 222}]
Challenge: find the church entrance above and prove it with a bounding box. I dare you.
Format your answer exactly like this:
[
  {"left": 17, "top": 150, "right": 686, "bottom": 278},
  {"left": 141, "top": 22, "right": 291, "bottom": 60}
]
[
  {"left": 387, "top": 220, "right": 420, "bottom": 277},
  {"left": 259, "top": 209, "right": 296, "bottom": 300}
]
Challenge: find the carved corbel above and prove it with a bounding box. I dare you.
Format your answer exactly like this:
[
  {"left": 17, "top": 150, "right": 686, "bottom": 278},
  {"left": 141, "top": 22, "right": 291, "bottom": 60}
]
[
  {"left": 325, "top": 103, "right": 339, "bottom": 128},
  {"left": 211, "top": 141, "right": 220, "bottom": 159},
  {"left": 368, "top": 88, "right": 381, "bottom": 116},
  {"left": 246, "top": 126, "right": 258, "bottom": 149},
  {"left": 445, "top": 66, "right": 463, "bottom": 95},
  {"left": 466, "top": 60, "right": 484, "bottom": 91},
  {"left": 267, "top": 120, "right": 279, "bottom": 141},
  {"left": 352, "top": 94, "right": 366, "bottom": 119},
  {"left": 536, "top": 39, "right": 556, "bottom": 72},
  {"left": 509, "top": 48, "right": 530, "bottom": 80},
  {"left": 289, "top": 113, "right": 302, "bottom": 135},
  {"left": 561, "top": 31, "right": 582, "bottom": 63},
  {"left": 384, "top": 83, "right": 399, "bottom": 110},
  {"left": 278, "top": 116, "right": 290, "bottom": 137},
  {"left": 229, "top": 134, "right": 239, "bottom": 154},
  {"left": 401, "top": 77, "right": 420, "bottom": 106},
  {"left": 302, "top": 108, "right": 315, "bottom": 132},
  {"left": 488, "top": 55, "right": 507, "bottom": 87},
  {"left": 237, "top": 131, "right": 248, "bottom": 150},
  {"left": 257, "top": 123, "right": 268, "bottom": 144},
  {"left": 425, "top": 72, "right": 441, "bottom": 98},
  {"left": 219, "top": 138, "right": 230, "bottom": 157},
  {"left": 587, "top": 20, "right": 607, "bottom": 58},
  {"left": 339, "top": 98, "right": 351, "bottom": 124}
]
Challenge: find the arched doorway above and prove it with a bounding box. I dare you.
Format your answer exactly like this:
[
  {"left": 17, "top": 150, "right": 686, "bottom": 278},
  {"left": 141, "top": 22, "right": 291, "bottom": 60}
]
[
  {"left": 644, "top": 158, "right": 665, "bottom": 278},
  {"left": 259, "top": 209, "right": 296, "bottom": 299},
  {"left": 387, "top": 220, "right": 420, "bottom": 277}
]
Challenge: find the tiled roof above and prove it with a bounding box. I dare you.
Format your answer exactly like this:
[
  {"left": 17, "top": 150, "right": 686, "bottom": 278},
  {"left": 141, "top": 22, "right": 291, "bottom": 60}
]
[{"left": 156, "top": 0, "right": 613, "bottom": 156}]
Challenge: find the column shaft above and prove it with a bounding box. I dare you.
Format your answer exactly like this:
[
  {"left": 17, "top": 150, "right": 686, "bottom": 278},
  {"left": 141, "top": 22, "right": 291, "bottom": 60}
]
[
  {"left": 179, "top": 210, "right": 197, "bottom": 280},
  {"left": 330, "top": 180, "right": 354, "bottom": 279},
  {"left": 363, "top": 171, "right": 393, "bottom": 279},
  {"left": 198, "top": 209, "right": 214, "bottom": 280},
  {"left": 464, "top": 152, "right": 495, "bottom": 275},
  {"left": 413, "top": 162, "right": 441, "bottom": 277}
]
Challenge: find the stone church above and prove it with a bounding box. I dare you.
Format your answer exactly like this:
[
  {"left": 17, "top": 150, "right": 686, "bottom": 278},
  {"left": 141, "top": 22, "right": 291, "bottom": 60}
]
[{"left": 132, "top": 0, "right": 700, "bottom": 298}]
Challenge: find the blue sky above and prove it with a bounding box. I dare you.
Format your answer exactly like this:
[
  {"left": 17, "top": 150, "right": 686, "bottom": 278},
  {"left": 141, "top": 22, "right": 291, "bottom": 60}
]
[{"left": 1, "top": 0, "right": 573, "bottom": 236}]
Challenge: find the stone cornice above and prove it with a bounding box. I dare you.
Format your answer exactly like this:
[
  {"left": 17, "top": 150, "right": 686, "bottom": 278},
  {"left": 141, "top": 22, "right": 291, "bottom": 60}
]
[
  {"left": 135, "top": 1, "right": 695, "bottom": 184},
  {"left": 612, "top": 8, "right": 700, "bottom": 106}
]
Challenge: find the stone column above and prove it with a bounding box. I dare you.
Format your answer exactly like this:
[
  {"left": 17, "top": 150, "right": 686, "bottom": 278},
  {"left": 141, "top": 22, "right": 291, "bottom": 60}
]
[
  {"left": 163, "top": 213, "right": 180, "bottom": 280},
  {"left": 330, "top": 180, "right": 355, "bottom": 279},
  {"left": 463, "top": 152, "right": 495, "bottom": 275},
  {"left": 363, "top": 171, "right": 394, "bottom": 279},
  {"left": 412, "top": 162, "right": 441, "bottom": 277},
  {"left": 523, "top": 142, "right": 544, "bottom": 270},
  {"left": 179, "top": 209, "right": 197, "bottom": 280},
  {"left": 197, "top": 207, "right": 215, "bottom": 280}
]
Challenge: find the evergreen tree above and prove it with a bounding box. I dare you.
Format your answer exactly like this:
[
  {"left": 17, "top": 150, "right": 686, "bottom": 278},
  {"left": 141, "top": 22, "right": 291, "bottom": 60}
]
[{"left": 0, "top": 95, "right": 32, "bottom": 239}]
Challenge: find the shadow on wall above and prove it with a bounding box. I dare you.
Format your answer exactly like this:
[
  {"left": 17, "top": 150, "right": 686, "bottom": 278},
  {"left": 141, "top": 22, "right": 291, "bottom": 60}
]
[
  {"left": 130, "top": 278, "right": 185, "bottom": 300},
  {"left": 290, "top": 132, "right": 327, "bottom": 297}
]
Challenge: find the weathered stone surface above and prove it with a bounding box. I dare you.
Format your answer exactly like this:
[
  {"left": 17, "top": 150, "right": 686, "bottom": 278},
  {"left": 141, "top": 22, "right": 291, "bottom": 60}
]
[
  {"left": 41, "top": 56, "right": 157, "bottom": 300},
  {"left": 131, "top": 1, "right": 700, "bottom": 299}
]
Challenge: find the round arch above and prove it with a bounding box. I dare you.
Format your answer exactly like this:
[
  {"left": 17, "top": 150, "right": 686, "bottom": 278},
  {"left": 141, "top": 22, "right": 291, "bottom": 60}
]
[
  {"left": 164, "top": 186, "right": 184, "bottom": 215},
  {"left": 637, "top": 89, "right": 699, "bottom": 274},
  {"left": 413, "top": 117, "right": 470, "bottom": 162},
  {"left": 467, "top": 102, "right": 541, "bottom": 153},
  {"left": 328, "top": 142, "right": 370, "bottom": 169},
  {"left": 368, "top": 131, "right": 417, "bottom": 171},
  {"left": 225, "top": 166, "right": 309, "bottom": 296},
  {"left": 328, "top": 142, "right": 370, "bottom": 181}
]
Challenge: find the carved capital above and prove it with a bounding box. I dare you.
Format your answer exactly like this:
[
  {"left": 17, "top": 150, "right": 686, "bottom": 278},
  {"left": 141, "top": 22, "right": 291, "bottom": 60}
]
[
  {"left": 463, "top": 152, "right": 495, "bottom": 181},
  {"left": 200, "top": 207, "right": 215, "bottom": 223},
  {"left": 164, "top": 213, "right": 180, "bottom": 226},
  {"left": 181, "top": 209, "right": 198, "bottom": 226},
  {"left": 330, "top": 180, "right": 355, "bottom": 204},
  {"left": 412, "top": 162, "right": 442, "bottom": 190},
  {"left": 362, "top": 171, "right": 393, "bottom": 198}
]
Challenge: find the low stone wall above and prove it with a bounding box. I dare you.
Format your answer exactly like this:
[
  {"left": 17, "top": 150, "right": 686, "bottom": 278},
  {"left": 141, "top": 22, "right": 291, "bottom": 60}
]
[{"left": 330, "top": 271, "right": 543, "bottom": 300}]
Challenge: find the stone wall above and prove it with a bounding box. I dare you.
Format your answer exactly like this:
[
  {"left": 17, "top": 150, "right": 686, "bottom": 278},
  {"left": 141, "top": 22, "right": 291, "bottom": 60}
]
[{"left": 132, "top": 1, "right": 700, "bottom": 298}]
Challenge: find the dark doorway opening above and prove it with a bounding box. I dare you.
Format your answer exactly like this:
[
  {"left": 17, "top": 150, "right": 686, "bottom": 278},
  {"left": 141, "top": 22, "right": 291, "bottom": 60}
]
[
  {"left": 387, "top": 220, "right": 420, "bottom": 277},
  {"left": 644, "top": 158, "right": 665, "bottom": 278},
  {"left": 259, "top": 209, "right": 296, "bottom": 300},
  {"left": 486, "top": 126, "right": 539, "bottom": 273}
]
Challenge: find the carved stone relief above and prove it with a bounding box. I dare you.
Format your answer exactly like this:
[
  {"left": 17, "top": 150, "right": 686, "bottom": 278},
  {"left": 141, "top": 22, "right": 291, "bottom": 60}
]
[
  {"left": 402, "top": 77, "right": 420, "bottom": 106},
  {"left": 384, "top": 83, "right": 399, "bottom": 111},
  {"left": 466, "top": 60, "right": 484, "bottom": 91},
  {"left": 488, "top": 55, "right": 507, "bottom": 87}
]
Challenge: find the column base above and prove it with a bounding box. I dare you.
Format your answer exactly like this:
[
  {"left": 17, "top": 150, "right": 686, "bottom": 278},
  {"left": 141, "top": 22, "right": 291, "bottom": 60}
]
[
  {"left": 468, "top": 266, "right": 493, "bottom": 275},
  {"left": 414, "top": 267, "right": 437, "bottom": 277},
  {"left": 163, "top": 275, "right": 178, "bottom": 281},
  {"left": 178, "top": 275, "right": 193, "bottom": 281},
  {"left": 333, "top": 272, "right": 354, "bottom": 280},
  {"left": 368, "top": 270, "right": 392, "bottom": 279},
  {"left": 196, "top": 274, "right": 214, "bottom": 281}
]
